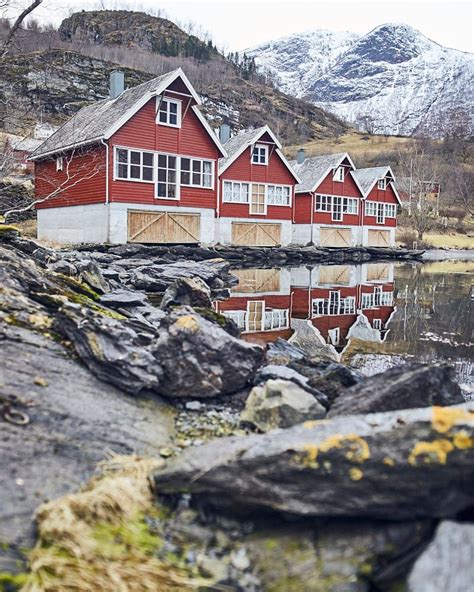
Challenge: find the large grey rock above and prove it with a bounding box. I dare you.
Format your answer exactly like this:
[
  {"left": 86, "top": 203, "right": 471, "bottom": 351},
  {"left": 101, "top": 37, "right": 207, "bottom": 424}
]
[
  {"left": 160, "top": 276, "right": 212, "bottom": 310},
  {"left": 241, "top": 379, "right": 326, "bottom": 432},
  {"left": 99, "top": 289, "right": 148, "bottom": 308},
  {"left": 329, "top": 363, "right": 464, "bottom": 417},
  {"left": 154, "top": 403, "right": 474, "bottom": 519},
  {"left": 408, "top": 521, "right": 474, "bottom": 592}
]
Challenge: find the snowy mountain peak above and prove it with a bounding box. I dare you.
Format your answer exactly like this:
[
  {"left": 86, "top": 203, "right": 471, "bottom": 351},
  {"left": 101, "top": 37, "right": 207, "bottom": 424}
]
[{"left": 246, "top": 23, "right": 473, "bottom": 137}]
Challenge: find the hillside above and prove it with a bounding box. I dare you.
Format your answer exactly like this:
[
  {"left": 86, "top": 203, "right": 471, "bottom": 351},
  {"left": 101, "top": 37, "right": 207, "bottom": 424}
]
[
  {"left": 0, "top": 10, "right": 348, "bottom": 144},
  {"left": 247, "top": 23, "right": 474, "bottom": 137}
]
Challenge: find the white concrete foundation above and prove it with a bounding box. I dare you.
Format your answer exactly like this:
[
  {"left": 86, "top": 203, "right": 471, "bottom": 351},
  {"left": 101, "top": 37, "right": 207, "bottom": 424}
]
[
  {"left": 291, "top": 223, "right": 312, "bottom": 245},
  {"left": 216, "top": 217, "right": 292, "bottom": 246},
  {"left": 37, "top": 204, "right": 109, "bottom": 244}
]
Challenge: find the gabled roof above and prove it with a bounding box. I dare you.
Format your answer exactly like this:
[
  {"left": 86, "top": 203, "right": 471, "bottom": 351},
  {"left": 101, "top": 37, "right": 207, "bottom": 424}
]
[
  {"left": 30, "top": 68, "right": 226, "bottom": 160},
  {"left": 218, "top": 125, "right": 300, "bottom": 182},
  {"left": 290, "top": 152, "right": 356, "bottom": 193},
  {"left": 352, "top": 166, "right": 401, "bottom": 204}
]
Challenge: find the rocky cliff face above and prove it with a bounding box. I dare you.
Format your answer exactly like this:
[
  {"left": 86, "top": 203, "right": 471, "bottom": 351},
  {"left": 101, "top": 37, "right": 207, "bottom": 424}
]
[{"left": 247, "top": 23, "right": 474, "bottom": 137}]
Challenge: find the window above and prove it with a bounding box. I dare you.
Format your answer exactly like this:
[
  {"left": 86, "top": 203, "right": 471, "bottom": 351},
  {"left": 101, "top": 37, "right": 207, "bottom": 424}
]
[
  {"left": 267, "top": 184, "right": 291, "bottom": 206},
  {"left": 373, "top": 318, "right": 382, "bottom": 330},
  {"left": 385, "top": 203, "right": 396, "bottom": 218},
  {"left": 332, "top": 197, "right": 343, "bottom": 221},
  {"left": 378, "top": 178, "right": 386, "bottom": 190},
  {"left": 315, "top": 194, "right": 332, "bottom": 212},
  {"left": 56, "top": 156, "right": 63, "bottom": 172},
  {"left": 157, "top": 98, "right": 181, "bottom": 127},
  {"left": 342, "top": 297, "right": 356, "bottom": 314},
  {"left": 376, "top": 203, "right": 385, "bottom": 224},
  {"left": 365, "top": 201, "right": 377, "bottom": 217},
  {"left": 115, "top": 148, "right": 154, "bottom": 182},
  {"left": 156, "top": 153, "right": 178, "bottom": 199},
  {"left": 181, "top": 158, "right": 213, "bottom": 188},
  {"left": 223, "top": 181, "right": 249, "bottom": 203},
  {"left": 344, "top": 198, "right": 358, "bottom": 214},
  {"left": 252, "top": 144, "right": 268, "bottom": 165},
  {"left": 250, "top": 183, "right": 266, "bottom": 214},
  {"left": 264, "top": 308, "right": 289, "bottom": 330},
  {"left": 333, "top": 166, "right": 344, "bottom": 182}
]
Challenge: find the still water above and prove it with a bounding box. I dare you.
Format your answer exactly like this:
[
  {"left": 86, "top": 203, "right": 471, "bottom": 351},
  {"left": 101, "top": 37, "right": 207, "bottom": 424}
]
[{"left": 215, "top": 261, "right": 473, "bottom": 392}]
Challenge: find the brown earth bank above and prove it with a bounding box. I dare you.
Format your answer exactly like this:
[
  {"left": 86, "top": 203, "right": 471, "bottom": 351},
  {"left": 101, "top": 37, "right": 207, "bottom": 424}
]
[{"left": 0, "top": 223, "right": 471, "bottom": 592}]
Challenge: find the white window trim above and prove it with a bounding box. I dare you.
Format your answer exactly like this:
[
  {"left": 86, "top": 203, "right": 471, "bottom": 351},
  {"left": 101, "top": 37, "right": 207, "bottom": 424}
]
[
  {"left": 251, "top": 143, "right": 269, "bottom": 166},
  {"left": 249, "top": 183, "right": 267, "bottom": 216},
  {"left": 333, "top": 166, "right": 345, "bottom": 182},
  {"left": 332, "top": 196, "right": 343, "bottom": 222},
  {"left": 266, "top": 183, "right": 292, "bottom": 207},
  {"left": 113, "top": 146, "right": 155, "bottom": 184},
  {"left": 56, "top": 156, "right": 64, "bottom": 172},
  {"left": 377, "top": 178, "right": 387, "bottom": 190},
  {"left": 156, "top": 96, "right": 182, "bottom": 128},
  {"left": 365, "top": 200, "right": 378, "bottom": 217},
  {"left": 155, "top": 151, "right": 180, "bottom": 200},
  {"left": 384, "top": 203, "right": 397, "bottom": 218},
  {"left": 376, "top": 203, "right": 385, "bottom": 224},
  {"left": 315, "top": 194, "right": 332, "bottom": 212},
  {"left": 222, "top": 180, "right": 250, "bottom": 204},
  {"left": 343, "top": 197, "right": 359, "bottom": 215},
  {"left": 180, "top": 156, "right": 214, "bottom": 190}
]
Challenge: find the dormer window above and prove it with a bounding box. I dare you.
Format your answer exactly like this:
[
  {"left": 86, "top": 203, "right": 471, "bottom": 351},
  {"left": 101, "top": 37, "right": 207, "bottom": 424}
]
[
  {"left": 56, "top": 156, "right": 64, "bottom": 172},
  {"left": 333, "top": 166, "right": 344, "bottom": 182},
  {"left": 252, "top": 144, "right": 268, "bottom": 165},
  {"left": 378, "top": 178, "right": 386, "bottom": 190},
  {"left": 157, "top": 97, "right": 181, "bottom": 127}
]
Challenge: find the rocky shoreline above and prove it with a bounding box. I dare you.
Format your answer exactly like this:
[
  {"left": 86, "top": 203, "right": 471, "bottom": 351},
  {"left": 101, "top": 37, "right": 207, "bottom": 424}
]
[{"left": 0, "top": 224, "right": 471, "bottom": 592}]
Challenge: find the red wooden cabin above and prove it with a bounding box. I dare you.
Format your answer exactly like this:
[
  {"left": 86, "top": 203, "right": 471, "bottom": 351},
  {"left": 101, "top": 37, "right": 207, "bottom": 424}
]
[{"left": 217, "top": 126, "right": 300, "bottom": 246}]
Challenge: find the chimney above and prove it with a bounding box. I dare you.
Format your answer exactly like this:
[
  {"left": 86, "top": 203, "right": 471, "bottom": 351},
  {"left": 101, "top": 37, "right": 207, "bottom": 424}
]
[
  {"left": 219, "top": 123, "right": 231, "bottom": 144},
  {"left": 296, "top": 148, "right": 305, "bottom": 165},
  {"left": 110, "top": 70, "right": 124, "bottom": 100}
]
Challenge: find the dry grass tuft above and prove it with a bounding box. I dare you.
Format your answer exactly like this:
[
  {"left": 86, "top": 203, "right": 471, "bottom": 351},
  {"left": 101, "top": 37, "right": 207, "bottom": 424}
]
[{"left": 22, "top": 454, "right": 206, "bottom": 592}]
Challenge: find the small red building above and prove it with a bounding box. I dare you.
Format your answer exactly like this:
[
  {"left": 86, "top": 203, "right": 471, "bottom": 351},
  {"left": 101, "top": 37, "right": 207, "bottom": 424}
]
[
  {"left": 217, "top": 126, "right": 300, "bottom": 246},
  {"left": 30, "top": 68, "right": 226, "bottom": 244},
  {"left": 352, "top": 166, "right": 401, "bottom": 246}
]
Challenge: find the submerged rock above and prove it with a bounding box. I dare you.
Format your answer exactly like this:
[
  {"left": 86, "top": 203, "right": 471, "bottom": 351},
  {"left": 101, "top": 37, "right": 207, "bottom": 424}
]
[
  {"left": 241, "top": 379, "right": 326, "bottom": 432},
  {"left": 154, "top": 403, "right": 474, "bottom": 519},
  {"left": 408, "top": 521, "right": 474, "bottom": 592},
  {"left": 329, "top": 363, "right": 464, "bottom": 417}
]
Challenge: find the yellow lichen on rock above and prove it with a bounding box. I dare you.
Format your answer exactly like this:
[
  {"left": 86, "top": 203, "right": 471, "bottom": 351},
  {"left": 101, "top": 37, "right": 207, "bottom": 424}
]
[
  {"left": 349, "top": 467, "right": 363, "bottom": 481},
  {"left": 408, "top": 439, "right": 454, "bottom": 465},
  {"left": 28, "top": 313, "right": 53, "bottom": 330},
  {"left": 452, "top": 430, "right": 473, "bottom": 450},
  {"left": 297, "top": 434, "right": 370, "bottom": 467},
  {"left": 432, "top": 406, "right": 474, "bottom": 434},
  {"left": 174, "top": 315, "right": 199, "bottom": 332},
  {"left": 303, "top": 420, "right": 329, "bottom": 429},
  {"left": 383, "top": 457, "right": 395, "bottom": 466}
]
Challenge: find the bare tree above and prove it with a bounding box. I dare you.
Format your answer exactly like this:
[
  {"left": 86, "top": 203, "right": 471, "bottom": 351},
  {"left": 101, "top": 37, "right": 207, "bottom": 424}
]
[{"left": 0, "top": 0, "right": 42, "bottom": 57}]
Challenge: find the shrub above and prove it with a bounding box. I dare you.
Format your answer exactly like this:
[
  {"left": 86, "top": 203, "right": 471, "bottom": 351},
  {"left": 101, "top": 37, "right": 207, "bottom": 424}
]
[{"left": 397, "top": 228, "right": 417, "bottom": 248}]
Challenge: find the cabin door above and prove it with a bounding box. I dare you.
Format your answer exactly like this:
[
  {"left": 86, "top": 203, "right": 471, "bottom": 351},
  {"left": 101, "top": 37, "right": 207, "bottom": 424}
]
[{"left": 128, "top": 211, "right": 200, "bottom": 243}]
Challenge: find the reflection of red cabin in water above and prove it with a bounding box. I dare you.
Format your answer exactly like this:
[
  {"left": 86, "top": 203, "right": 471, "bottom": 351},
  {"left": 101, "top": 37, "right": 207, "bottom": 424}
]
[
  {"left": 215, "top": 268, "right": 294, "bottom": 345},
  {"left": 290, "top": 263, "right": 396, "bottom": 352}
]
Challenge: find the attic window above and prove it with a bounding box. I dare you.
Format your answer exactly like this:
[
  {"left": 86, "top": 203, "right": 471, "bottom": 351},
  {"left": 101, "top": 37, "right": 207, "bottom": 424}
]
[
  {"left": 157, "top": 97, "right": 181, "bottom": 128},
  {"left": 56, "top": 156, "right": 64, "bottom": 172},
  {"left": 252, "top": 144, "right": 268, "bottom": 165},
  {"left": 378, "top": 178, "right": 387, "bottom": 190},
  {"left": 333, "top": 166, "right": 344, "bottom": 182}
]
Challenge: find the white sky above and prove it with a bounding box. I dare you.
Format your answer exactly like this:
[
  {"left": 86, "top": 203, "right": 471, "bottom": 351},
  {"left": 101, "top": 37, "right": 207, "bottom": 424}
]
[{"left": 21, "top": 0, "right": 474, "bottom": 53}]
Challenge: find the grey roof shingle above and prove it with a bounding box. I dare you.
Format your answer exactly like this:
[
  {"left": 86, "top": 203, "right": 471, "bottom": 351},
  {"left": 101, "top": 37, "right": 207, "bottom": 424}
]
[
  {"left": 218, "top": 126, "right": 268, "bottom": 172},
  {"left": 289, "top": 153, "right": 347, "bottom": 193},
  {"left": 30, "top": 69, "right": 181, "bottom": 159},
  {"left": 352, "top": 166, "right": 391, "bottom": 195}
]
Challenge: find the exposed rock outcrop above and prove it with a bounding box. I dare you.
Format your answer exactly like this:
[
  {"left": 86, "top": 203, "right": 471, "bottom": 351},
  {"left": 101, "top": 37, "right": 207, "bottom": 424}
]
[{"left": 154, "top": 404, "right": 474, "bottom": 519}]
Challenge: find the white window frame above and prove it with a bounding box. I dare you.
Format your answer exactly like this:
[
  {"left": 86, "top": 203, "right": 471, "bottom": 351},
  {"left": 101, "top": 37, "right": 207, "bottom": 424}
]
[
  {"left": 222, "top": 180, "right": 250, "bottom": 203},
  {"left": 264, "top": 308, "right": 290, "bottom": 331},
  {"left": 373, "top": 318, "right": 382, "bottom": 330},
  {"left": 385, "top": 203, "right": 396, "bottom": 218},
  {"left": 333, "top": 166, "right": 345, "bottom": 182},
  {"left": 56, "top": 156, "right": 63, "bottom": 172},
  {"left": 315, "top": 194, "right": 332, "bottom": 212},
  {"left": 343, "top": 197, "right": 358, "bottom": 215},
  {"left": 249, "top": 183, "right": 267, "bottom": 215},
  {"left": 156, "top": 97, "right": 182, "bottom": 128},
  {"left": 180, "top": 157, "right": 213, "bottom": 189},
  {"left": 376, "top": 203, "right": 385, "bottom": 224},
  {"left": 251, "top": 144, "right": 269, "bottom": 165},
  {"left": 114, "top": 147, "right": 155, "bottom": 183},
  {"left": 266, "top": 184, "right": 292, "bottom": 207},
  {"left": 155, "top": 152, "right": 180, "bottom": 200},
  {"left": 365, "top": 201, "right": 377, "bottom": 217},
  {"left": 377, "top": 178, "right": 387, "bottom": 190},
  {"left": 332, "top": 196, "right": 343, "bottom": 222}
]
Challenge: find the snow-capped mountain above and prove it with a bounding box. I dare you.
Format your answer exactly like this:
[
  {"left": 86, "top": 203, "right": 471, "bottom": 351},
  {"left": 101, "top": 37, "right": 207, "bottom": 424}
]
[{"left": 246, "top": 24, "right": 474, "bottom": 137}]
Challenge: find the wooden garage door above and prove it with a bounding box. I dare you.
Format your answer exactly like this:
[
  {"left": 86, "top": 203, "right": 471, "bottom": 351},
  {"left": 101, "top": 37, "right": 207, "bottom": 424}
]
[
  {"left": 366, "top": 262, "right": 390, "bottom": 281},
  {"left": 367, "top": 229, "right": 390, "bottom": 247},
  {"left": 128, "top": 211, "right": 200, "bottom": 244},
  {"left": 318, "top": 265, "right": 351, "bottom": 285},
  {"left": 234, "top": 268, "right": 281, "bottom": 293},
  {"left": 319, "top": 227, "right": 351, "bottom": 247},
  {"left": 231, "top": 222, "right": 281, "bottom": 246}
]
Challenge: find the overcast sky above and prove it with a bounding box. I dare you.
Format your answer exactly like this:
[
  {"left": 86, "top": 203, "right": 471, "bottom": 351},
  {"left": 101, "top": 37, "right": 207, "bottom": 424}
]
[{"left": 25, "top": 0, "right": 474, "bottom": 53}]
